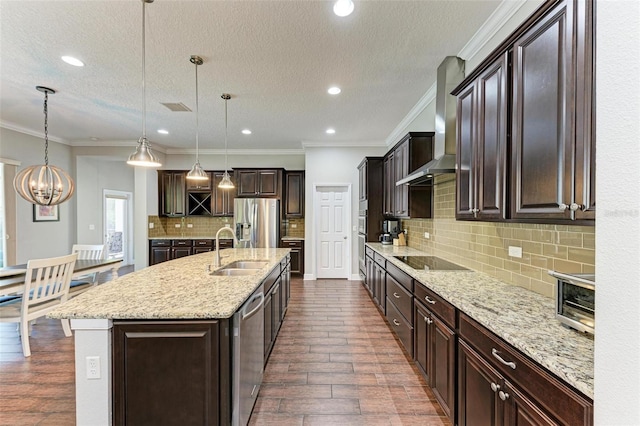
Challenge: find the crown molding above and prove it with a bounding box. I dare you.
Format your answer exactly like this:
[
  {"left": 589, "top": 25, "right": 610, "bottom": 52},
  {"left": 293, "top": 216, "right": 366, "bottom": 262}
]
[
  {"left": 384, "top": 83, "right": 437, "bottom": 147},
  {"left": 301, "top": 140, "right": 386, "bottom": 149},
  {"left": 1, "top": 120, "right": 67, "bottom": 144},
  {"left": 166, "top": 148, "right": 305, "bottom": 156}
]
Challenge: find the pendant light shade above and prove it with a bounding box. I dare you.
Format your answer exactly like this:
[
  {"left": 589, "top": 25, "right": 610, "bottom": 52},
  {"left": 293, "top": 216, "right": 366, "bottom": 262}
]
[
  {"left": 127, "top": 0, "right": 161, "bottom": 168},
  {"left": 186, "top": 55, "right": 208, "bottom": 181},
  {"left": 14, "top": 86, "right": 75, "bottom": 206},
  {"left": 218, "top": 94, "right": 235, "bottom": 189}
]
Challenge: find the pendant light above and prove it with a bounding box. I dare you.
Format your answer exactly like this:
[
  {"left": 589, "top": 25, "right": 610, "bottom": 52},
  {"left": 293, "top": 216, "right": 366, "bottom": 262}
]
[
  {"left": 13, "top": 86, "right": 75, "bottom": 206},
  {"left": 127, "top": 0, "right": 161, "bottom": 168},
  {"left": 186, "top": 55, "right": 208, "bottom": 181},
  {"left": 218, "top": 94, "right": 235, "bottom": 189}
]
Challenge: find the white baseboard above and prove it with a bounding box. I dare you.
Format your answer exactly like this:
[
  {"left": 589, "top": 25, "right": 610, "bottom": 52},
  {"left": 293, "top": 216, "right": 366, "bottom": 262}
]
[
  {"left": 350, "top": 274, "right": 363, "bottom": 281},
  {"left": 303, "top": 273, "right": 315, "bottom": 281}
]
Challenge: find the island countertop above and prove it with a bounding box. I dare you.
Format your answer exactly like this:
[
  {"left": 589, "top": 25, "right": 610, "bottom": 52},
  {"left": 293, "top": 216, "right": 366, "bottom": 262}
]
[
  {"left": 49, "top": 248, "right": 290, "bottom": 320},
  {"left": 366, "top": 243, "right": 594, "bottom": 399}
]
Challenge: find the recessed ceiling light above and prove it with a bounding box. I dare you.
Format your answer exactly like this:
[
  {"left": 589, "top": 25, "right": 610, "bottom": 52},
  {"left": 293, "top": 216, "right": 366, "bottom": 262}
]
[
  {"left": 242, "top": 129, "right": 252, "bottom": 135},
  {"left": 333, "top": 0, "right": 354, "bottom": 17},
  {"left": 157, "top": 129, "right": 169, "bottom": 135},
  {"left": 326, "top": 128, "right": 336, "bottom": 134},
  {"left": 328, "top": 86, "right": 341, "bottom": 95},
  {"left": 61, "top": 56, "right": 84, "bottom": 67}
]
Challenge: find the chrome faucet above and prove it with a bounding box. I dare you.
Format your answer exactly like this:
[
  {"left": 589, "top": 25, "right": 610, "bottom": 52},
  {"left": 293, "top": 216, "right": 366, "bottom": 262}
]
[{"left": 214, "top": 226, "right": 238, "bottom": 267}]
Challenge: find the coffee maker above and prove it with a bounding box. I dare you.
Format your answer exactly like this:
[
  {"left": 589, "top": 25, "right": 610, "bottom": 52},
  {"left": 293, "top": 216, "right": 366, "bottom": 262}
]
[{"left": 380, "top": 219, "right": 400, "bottom": 245}]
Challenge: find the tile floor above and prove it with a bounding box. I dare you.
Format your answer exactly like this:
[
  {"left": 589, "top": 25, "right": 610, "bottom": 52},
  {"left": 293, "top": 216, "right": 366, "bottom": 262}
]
[{"left": 0, "top": 272, "right": 449, "bottom": 425}]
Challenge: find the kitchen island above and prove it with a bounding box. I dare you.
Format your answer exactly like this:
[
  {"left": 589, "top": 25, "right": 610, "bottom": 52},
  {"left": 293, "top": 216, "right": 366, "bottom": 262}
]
[{"left": 49, "top": 248, "right": 291, "bottom": 426}]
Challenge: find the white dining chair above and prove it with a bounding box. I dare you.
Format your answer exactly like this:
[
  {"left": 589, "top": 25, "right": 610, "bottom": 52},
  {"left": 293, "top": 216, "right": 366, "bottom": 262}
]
[
  {"left": 68, "top": 244, "right": 107, "bottom": 298},
  {"left": 0, "top": 253, "right": 78, "bottom": 357}
]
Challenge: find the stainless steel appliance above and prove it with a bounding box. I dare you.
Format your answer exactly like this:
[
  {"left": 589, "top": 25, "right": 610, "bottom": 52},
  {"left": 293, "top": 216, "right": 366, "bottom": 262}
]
[
  {"left": 379, "top": 219, "right": 400, "bottom": 245},
  {"left": 393, "top": 256, "right": 468, "bottom": 271},
  {"left": 548, "top": 270, "right": 595, "bottom": 334},
  {"left": 234, "top": 199, "right": 279, "bottom": 248},
  {"left": 232, "top": 284, "right": 265, "bottom": 426},
  {"left": 357, "top": 157, "right": 384, "bottom": 278}
]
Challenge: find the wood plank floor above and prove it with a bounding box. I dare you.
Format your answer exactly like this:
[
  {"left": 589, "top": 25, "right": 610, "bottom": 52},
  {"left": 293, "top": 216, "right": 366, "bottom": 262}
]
[{"left": 0, "top": 272, "right": 449, "bottom": 425}]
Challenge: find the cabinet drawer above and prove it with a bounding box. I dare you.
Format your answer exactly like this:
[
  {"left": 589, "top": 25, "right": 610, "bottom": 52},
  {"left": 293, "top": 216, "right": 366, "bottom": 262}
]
[
  {"left": 459, "top": 313, "right": 593, "bottom": 425},
  {"left": 386, "top": 275, "right": 413, "bottom": 324},
  {"left": 365, "top": 246, "right": 374, "bottom": 258},
  {"left": 171, "top": 239, "right": 193, "bottom": 247},
  {"left": 193, "top": 239, "right": 213, "bottom": 247},
  {"left": 414, "top": 282, "right": 455, "bottom": 329},
  {"left": 150, "top": 239, "right": 171, "bottom": 247},
  {"left": 374, "top": 253, "right": 386, "bottom": 268},
  {"left": 282, "top": 240, "right": 303, "bottom": 248},
  {"left": 386, "top": 297, "right": 413, "bottom": 355},
  {"left": 217, "top": 239, "right": 234, "bottom": 249},
  {"left": 386, "top": 262, "right": 413, "bottom": 292}
]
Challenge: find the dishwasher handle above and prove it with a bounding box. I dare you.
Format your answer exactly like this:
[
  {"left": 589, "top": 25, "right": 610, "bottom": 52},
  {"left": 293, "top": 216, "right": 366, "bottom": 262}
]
[{"left": 242, "top": 292, "right": 265, "bottom": 320}]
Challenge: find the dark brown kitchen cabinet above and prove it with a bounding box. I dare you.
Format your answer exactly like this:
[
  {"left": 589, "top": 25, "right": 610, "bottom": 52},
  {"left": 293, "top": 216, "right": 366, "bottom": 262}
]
[
  {"left": 159, "top": 171, "right": 186, "bottom": 217},
  {"left": 384, "top": 132, "right": 434, "bottom": 219},
  {"left": 113, "top": 320, "right": 230, "bottom": 426},
  {"left": 235, "top": 168, "right": 282, "bottom": 198},
  {"left": 186, "top": 173, "right": 213, "bottom": 191},
  {"left": 149, "top": 239, "right": 171, "bottom": 265},
  {"left": 263, "top": 264, "right": 289, "bottom": 363},
  {"left": 384, "top": 262, "right": 413, "bottom": 355},
  {"left": 149, "top": 239, "right": 232, "bottom": 266},
  {"left": 511, "top": 0, "right": 594, "bottom": 222},
  {"left": 281, "top": 239, "right": 304, "bottom": 275},
  {"left": 212, "top": 172, "right": 235, "bottom": 217},
  {"left": 284, "top": 171, "right": 304, "bottom": 218},
  {"left": 458, "top": 312, "right": 593, "bottom": 426},
  {"left": 455, "top": 53, "right": 508, "bottom": 221},
  {"left": 171, "top": 239, "right": 192, "bottom": 259}
]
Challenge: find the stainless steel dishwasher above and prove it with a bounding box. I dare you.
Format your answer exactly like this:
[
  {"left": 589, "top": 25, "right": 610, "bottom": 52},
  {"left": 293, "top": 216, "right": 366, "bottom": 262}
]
[{"left": 232, "top": 284, "right": 265, "bottom": 426}]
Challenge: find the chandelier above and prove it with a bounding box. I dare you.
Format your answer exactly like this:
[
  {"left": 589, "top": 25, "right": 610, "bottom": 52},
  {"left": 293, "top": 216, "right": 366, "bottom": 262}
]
[{"left": 13, "top": 86, "right": 75, "bottom": 206}]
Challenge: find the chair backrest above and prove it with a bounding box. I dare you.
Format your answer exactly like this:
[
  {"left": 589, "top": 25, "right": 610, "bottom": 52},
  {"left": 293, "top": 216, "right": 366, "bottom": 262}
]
[
  {"left": 23, "top": 253, "right": 78, "bottom": 309},
  {"left": 72, "top": 244, "right": 106, "bottom": 260}
]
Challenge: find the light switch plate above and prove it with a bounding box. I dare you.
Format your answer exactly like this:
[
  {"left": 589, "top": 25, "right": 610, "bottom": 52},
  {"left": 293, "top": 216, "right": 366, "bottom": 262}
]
[
  {"left": 89, "top": 224, "right": 95, "bottom": 231},
  {"left": 149, "top": 222, "right": 154, "bottom": 229},
  {"left": 187, "top": 224, "right": 193, "bottom": 228},
  {"left": 175, "top": 224, "right": 181, "bottom": 228},
  {"left": 508, "top": 246, "right": 523, "bottom": 258}
]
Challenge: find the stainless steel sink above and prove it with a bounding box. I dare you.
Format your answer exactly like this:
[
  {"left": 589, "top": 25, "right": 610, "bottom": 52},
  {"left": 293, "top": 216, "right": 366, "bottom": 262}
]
[
  {"left": 211, "top": 268, "right": 260, "bottom": 277},
  {"left": 225, "top": 260, "right": 269, "bottom": 270}
]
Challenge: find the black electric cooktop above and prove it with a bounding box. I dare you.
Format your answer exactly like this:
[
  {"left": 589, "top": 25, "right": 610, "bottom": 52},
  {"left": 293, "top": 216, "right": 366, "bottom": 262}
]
[{"left": 393, "top": 256, "right": 468, "bottom": 271}]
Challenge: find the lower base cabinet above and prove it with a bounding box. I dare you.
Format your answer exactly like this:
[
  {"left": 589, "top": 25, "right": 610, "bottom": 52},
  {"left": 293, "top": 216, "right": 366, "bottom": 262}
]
[
  {"left": 113, "top": 320, "right": 230, "bottom": 426},
  {"left": 281, "top": 240, "right": 304, "bottom": 275}
]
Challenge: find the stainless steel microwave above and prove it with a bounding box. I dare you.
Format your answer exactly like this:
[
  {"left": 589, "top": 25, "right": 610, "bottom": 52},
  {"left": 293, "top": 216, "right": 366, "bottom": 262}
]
[{"left": 548, "top": 270, "right": 595, "bottom": 334}]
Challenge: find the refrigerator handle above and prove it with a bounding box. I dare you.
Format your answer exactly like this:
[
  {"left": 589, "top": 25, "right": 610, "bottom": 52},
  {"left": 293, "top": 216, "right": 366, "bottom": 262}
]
[{"left": 251, "top": 203, "right": 258, "bottom": 249}]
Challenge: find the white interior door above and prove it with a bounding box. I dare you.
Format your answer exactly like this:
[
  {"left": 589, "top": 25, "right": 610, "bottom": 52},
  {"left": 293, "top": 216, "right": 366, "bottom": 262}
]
[{"left": 315, "top": 186, "right": 350, "bottom": 279}]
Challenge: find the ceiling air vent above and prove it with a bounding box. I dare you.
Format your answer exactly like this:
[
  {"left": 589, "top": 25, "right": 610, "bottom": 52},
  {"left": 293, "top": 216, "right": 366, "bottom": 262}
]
[{"left": 161, "top": 102, "right": 192, "bottom": 112}]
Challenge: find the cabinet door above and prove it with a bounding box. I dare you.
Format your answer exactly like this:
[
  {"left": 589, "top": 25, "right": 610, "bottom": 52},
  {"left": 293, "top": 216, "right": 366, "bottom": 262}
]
[
  {"left": 503, "top": 381, "right": 559, "bottom": 426},
  {"left": 159, "top": 172, "right": 186, "bottom": 217},
  {"left": 113, "top": 321, "right": 223, "bottom": 426},
  {"left": 150, "top": 247, "right": 171, "bottom": 265},
  {"left": 477, "top": 54, "right": 508, "bottom": 220},
  {"left": 271, "top": 280, "right": 282, "bottom": 338},
  {"left": 365, "top": 256, "right": 374, "bottom": 293},
  {"left": 431, "top": 315, "right": 456, "bottom": 420},
  {"left": 358, "top": 161, "right": 366, "bottom": 201},
  {"left": 285, "top": 171, "right": 304, "bottom": 218},
  {"left": 511, "top": 0, "right": 574, "bottom": 220},
  {"left": 458, "top": 340, "right": 502, "bottom": 426},
  {"left": 236, "top": 170, "right": 258, "bottom": 196},
  {"left": 172, "top": 247, "right": 192, "bottom": 259},
  {"left": 264, "top": 292, "right": 273, "bottom": 360},
  {"left": 394, "top": 142, "right": 409, "bottom": 217},
  {"left": 213, "top": 172, "right": 234, "bottom": 217},
  {"left": 456, "top": 83, "right": 476, "bottom": 219},
  {"left": 383, "top": 155, "right": 394, "bottom": 216},
  {"left": 414, "top": 302, "right": 432, "bottom": 380},
  {"left": 186, "top": 172, "right": 213, "bottom": 190},
  {"left": 258, "top": 170, "right": 279, "bottom": 196}
]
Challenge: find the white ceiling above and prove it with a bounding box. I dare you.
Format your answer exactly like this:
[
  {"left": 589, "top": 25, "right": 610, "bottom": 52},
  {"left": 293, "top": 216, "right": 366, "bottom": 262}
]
[{"left": 0, "top": 0, "right": 502, "bottom": 153}]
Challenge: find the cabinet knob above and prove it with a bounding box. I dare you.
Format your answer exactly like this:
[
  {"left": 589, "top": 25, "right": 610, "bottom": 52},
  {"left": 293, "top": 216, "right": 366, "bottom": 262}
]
[
  {"left": 426, "top": 317, "right": 433, "bottom": 325},
  {"left": 570, "top": 203, "right": 584, "bottom": 211},
  {"left": 558, "top": 203, "right": 569, "bottom": 211},
  {"left": 499, "top": 390, "right": 510, "bottom": 401},
  {"left": 490, "top": 382, "right": 500, "bottom": 393}
]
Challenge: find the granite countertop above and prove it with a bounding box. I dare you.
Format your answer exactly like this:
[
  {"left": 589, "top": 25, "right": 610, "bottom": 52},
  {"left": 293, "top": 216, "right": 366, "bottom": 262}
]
[
  {"left": 49, "top": 248, "right": 290, "bottom": 320},
  {"left": 281, "top": 236, "right": 304, "bottom": 241},
  {"left": 366, "top": 243, "right": 594, "bottom": 399}
]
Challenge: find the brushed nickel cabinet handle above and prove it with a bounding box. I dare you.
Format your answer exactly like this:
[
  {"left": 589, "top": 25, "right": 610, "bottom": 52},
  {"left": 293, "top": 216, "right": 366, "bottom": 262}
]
[
  {"left": 393, "top": 292, "right": 400, "bottom": 299},
  {"left": 392, "top": 319, "right": 400, "bottom": 326},
  {"left": 492, "top": 348, "right": 516, "bottom": 369},
  {"left": 424, "top": 295, "right": 436, "bottom": 305}
]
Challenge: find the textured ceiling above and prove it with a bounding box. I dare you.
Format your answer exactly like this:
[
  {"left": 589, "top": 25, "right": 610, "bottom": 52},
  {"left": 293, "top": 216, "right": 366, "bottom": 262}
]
[{"left": 0, "top": 0, "right": 501, "bottom": 152}]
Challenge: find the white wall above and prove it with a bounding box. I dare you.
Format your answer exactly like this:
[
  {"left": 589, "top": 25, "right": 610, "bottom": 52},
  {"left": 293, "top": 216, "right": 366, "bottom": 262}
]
[
  {"left": 594, "top": 1, "right": 640, "bottom": 423},
  {"left": 0, "top": 128, "right": 76, "bottom": 262},
  {"left": 303, "top": 146, "right": 386, "bottom": 279}
]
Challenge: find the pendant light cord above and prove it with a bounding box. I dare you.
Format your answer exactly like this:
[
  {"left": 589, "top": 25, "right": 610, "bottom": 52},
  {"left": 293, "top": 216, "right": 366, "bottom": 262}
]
[
  {"left": 195, "top": 59, "right": 200, "bottom": 162},
  {"left": 141, "top": 0, "right": 147, "bottom": 139},
  {"left": 224, "top": 96, "right": 228, "bottom": 170},
  {"left": 43, "top": 91, "right": 49, "bottom": 166}
]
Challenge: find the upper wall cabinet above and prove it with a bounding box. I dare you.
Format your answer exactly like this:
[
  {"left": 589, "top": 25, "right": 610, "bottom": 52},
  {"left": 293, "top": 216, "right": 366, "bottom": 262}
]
[
  {"left": 235, "top": 168, "right": 283, "bottom": 198},
  {"left": 159, "top": 171, "right": 186, "bottom": 217},
  {"left": 511, "top": 0, "right": 594, "bottom": 222},
  {"left": 212, "top": 172, "right": 235, "bottom": 217},
  {"left": 455, "top": 53, "right": 508, "bottom": 221},
  {"left": 284, "top": 171, "right": 304, "bottom": 218},
  {"left": 453, "top": 0, "right": 594, "bottom": 224}
]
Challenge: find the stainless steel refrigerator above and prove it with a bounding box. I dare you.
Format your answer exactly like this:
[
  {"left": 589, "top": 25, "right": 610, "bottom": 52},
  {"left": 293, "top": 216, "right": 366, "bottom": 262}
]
[{"left": 234, "top": 198, "right": 280, "bottom": 248}]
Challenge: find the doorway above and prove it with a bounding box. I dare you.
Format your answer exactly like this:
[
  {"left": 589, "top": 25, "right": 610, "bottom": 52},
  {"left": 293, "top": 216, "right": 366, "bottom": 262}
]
[
  {"left": 103, "top": 190, "right": 133, "bottom": 265},
  {"left": 313, "top": 184, "right": 351, "bottom": 279}
]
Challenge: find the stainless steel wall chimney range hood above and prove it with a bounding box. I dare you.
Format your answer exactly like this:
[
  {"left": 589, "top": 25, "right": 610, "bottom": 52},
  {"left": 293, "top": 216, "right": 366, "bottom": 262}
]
[{"left": 397, "top": 56, "right": 465, "bottom": 186}]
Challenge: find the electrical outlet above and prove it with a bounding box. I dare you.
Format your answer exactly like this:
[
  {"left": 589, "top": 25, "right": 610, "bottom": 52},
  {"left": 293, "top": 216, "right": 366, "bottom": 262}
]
[
  {"left": 187, "top": 223, "right": 193, "bottom": 228},
  {"left": 175, "top": 224, "right": 181, "bottom": 228},
  {"left": 89, "top": 224, "right": 95, "bottom": 231},
  {"left": 508, "top": 246, "right": 523, "bottom": 258},
  {"left": 149, "top": 222, "right": 154, "bottom": 229},
  {"left": 424, "top": 232, "right": 430, "bottom": 239},
  {"left": 86, "top": 356, "right": 101, "bottom": 380},
  {"left": 291, "top": 224, "right": 297, "bottom": 228}
]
